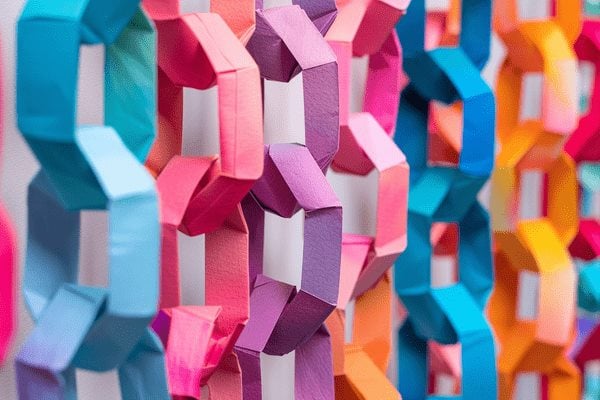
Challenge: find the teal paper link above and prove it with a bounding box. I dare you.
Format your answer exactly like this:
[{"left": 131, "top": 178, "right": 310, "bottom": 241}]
[
  {"left": 16, "top": 0, "right": 167, "bottom": 398},
  {"left": 17, "top": 2, "right": 156, "bottom": 209},
  {"left": 395, "top": 167, "right": 497, "bottom": 400},
  {"left": 396, "top": 0, "right": 491, "bottom": 72},
  {"left": 408, "top": 48, "right": 495, "bottom": 177},
  {"left": 583, "top": 369, "right": 600, "bottom": 400},
  {"left": 585, "top": 0, "right": 600, "bottom": 17},
  {"left": 579, "top": 260, "right": 600, "bottom": 313},
  {"left": 15, "top": 128, "right": 169, "bottom": 399}
]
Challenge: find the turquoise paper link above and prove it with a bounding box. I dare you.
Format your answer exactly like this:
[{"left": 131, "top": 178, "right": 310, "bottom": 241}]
[{"left": 393, "top": 1, "right": 497, "bottom": 398}]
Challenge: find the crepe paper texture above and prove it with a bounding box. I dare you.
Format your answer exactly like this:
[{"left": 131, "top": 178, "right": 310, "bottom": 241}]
[
  {"left": 236, "top": 143, "right": 342, "bottom": 400},
  {"left": 394, "top": 1, "right": 498, "bottom": 399},
  {"left": 489, "top": 0, "right": 584, "bottom": 399},
  {"left": 0, "top": 37, "right": 17, "bottom": 366},
  {"left": 16, "top": 2, "right": 169, "bottom": 398}
]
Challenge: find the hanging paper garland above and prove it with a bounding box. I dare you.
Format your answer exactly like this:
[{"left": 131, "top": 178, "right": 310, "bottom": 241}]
[
  {"left": 323, "top": 0, "right": 409, "bottom": 398},
  {"left": 489, "top": 0, "right": 582, "bottom": 398},
  {"left": 394, "top": 0, "right": 498, "bottom": 398},
  {"left": 15, "top": 2, "right": 169, "bottom": 398}
]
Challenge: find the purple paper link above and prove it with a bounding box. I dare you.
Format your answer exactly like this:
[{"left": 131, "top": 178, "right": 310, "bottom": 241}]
[
  {"left": 253, "top": 0, "right": 337, "bottom": 36},
  {"left": 250, "top": 150, "right": 299, "bottom": 218},
  {"left": 295, "top": 324, "right": 334, "bottom": 400},
  {"left": 248, "top": 144, "right": 342, "bottom": 355},
  {"left": 267, "top": 144, "right": 340, "bottom": 213},
  {"left": 264, "top": 290, "right": 335, "bottom": 355},
  {"left": 242, "top": 194, "right": 266, "bottom": 285},
  {"left": 246, "top": 7, "right": 339, "bottom": 170},
  {"left": 263, "top": 210, "right": 342, "bottom": 353},
  {"left": 292, "top": 0, "right": 337, "bottom": 34},
  {"left": 247, "top": 10, "right": 299, "bottom": 82},
  {"left": 263, "top": 8, "right": 339, "bottom": 170},
  {"left": 16, "top": 285, "right": 105, "bottom": 400},
  {"left": 235, "top": 275, "right": 295, "bottom": 352},
  {"left": 301, "top": 208, "right": 342, "bottom": 305},
  {"left": 303, "top": 65, "right": 340, "bottom": 171},
  {"left": 235, "top": 348, "right": 262, "bottom": 400}
]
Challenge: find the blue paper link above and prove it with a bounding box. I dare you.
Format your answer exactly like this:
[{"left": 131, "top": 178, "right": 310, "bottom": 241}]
[
  {"left": 16, "top": 1, "right": 168, "bottom": 398},
  {"left": 393, "top": 1, "right": 497, "bottom": 398},
  {"left": 397, "top": 0, "right": 491, "bottom": 71}
]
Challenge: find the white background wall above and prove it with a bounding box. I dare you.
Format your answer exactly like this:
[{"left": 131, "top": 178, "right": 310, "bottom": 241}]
[{"left": 0, "top": 0, "right": 552, "bottom": 399}]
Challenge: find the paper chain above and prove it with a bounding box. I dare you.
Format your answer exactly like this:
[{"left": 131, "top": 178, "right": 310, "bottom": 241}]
[
  {"left": 16, "top": 1, "right": 168, "bottom": 398},
  {"left": 393, "top": 0, "right": 498, "bottom": 399},
  {"left": 11, "top": 0, "right": 600, "bottom": 399},
  {"left": 568, "top": 16, "right": 600, "bottom": 400},
  {"left": 324, "top": 1, "right": 409, "bottom": 398}
]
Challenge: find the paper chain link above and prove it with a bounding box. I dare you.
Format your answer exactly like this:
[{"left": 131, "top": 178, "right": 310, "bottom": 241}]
[{"left": 324, "top": 1, "right": 409, "bottom": 399}]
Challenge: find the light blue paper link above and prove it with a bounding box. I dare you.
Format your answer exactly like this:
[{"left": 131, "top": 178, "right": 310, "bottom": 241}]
[{"left": 17, "top": 129, "right": 168, "bottom": 399}]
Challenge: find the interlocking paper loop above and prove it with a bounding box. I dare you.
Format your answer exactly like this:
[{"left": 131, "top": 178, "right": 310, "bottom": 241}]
[
  {"left": 567, "top": 15, "right": 600, "bottom": 400},
  {"left": 236, "top": 143, "right": 342, "bottom": 400},
  {"left": 141, "top": 2, "right": 264, "bottom": 397}
]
